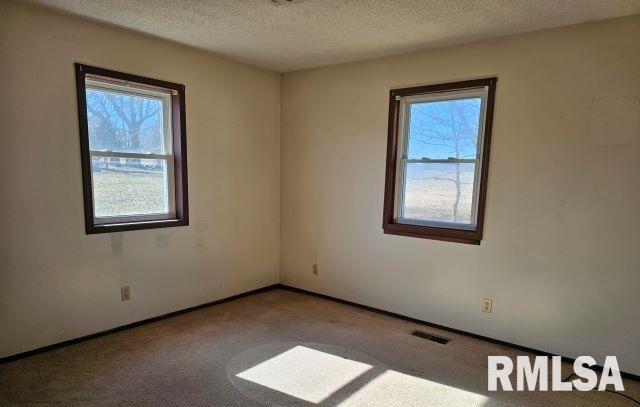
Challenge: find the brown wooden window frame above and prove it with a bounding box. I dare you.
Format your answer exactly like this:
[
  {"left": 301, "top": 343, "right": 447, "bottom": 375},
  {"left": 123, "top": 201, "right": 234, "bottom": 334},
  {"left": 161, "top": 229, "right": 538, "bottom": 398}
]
[
  {"left": 75, "top": 63, "right": 189, "bottom": 234},
  {"left": 382, "top": 78, "right": 497, "bottom": 245}
]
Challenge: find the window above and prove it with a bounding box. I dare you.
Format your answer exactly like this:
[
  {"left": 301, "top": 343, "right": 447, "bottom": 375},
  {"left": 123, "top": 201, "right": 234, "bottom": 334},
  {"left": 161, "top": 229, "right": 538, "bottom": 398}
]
[
  {"left": 383, "top": 78, "right": 496, "bottom": 244},
  {"left": 75, "top": 64, "right": 188, "bottom": 233}
]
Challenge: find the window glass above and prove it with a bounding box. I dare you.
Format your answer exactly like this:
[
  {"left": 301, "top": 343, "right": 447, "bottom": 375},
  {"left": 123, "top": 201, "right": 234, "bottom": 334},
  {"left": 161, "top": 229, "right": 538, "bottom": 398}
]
[
  {"left": 91, "top": 157, "right": 170, "bottom": 218},
  {"left": 84, "top": 78, "right": 175, "bottom": 223},
  {"left": 86, "top": 86, "right": 167, "bottom": 154},
  {"left": 407, "top": 98, "right": 481, "bottom": 160},
  {"left": 401, "top": 96, "right": 483, "bottom": 226},
  {"left": 403, "top": 162, "right": 476, "bottom": 225}
]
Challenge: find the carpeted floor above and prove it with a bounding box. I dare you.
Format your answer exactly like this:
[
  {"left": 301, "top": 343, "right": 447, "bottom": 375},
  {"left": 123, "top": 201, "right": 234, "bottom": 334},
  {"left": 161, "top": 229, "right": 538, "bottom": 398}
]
[{"left": 0, "top": 289, "right": 638, "bottom": 406}]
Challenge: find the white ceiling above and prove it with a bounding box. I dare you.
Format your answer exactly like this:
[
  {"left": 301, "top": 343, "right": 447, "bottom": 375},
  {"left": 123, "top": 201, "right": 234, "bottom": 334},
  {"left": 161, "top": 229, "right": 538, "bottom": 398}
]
[{"left": 25, "top": 0, "right": 640, "bottom": 72}]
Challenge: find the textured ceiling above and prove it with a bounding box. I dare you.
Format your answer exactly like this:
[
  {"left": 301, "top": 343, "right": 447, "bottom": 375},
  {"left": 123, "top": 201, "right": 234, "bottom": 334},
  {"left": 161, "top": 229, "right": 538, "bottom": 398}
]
[{"left": 24, "top": 0, "right": 640, "bottom": 72}]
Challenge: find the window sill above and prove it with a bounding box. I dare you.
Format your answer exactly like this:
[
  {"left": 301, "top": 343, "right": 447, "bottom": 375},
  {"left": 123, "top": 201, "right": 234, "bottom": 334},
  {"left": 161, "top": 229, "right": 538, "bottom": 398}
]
[
  {"left": 382, "top": 222, "right": 481, "bottom": 245},
  {"left": 86, "top": 218, "right": 188, "bottom": 234}
]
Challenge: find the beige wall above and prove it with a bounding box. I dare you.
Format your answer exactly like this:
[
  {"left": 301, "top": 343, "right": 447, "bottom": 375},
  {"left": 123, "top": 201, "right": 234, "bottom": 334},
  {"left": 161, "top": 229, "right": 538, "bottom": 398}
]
[
  {"left": 0, "top": 2, "right": 280, "bottom": 358},
  {"left": 281, "top": 16, "right": 640, "bottom": 375}
]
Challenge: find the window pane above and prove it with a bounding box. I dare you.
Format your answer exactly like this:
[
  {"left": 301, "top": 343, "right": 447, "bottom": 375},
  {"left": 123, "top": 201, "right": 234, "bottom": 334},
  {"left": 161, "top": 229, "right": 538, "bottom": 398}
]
[
  {"left": 403, "top": 163, "right": 475, "bottom": 225},
  {"left": 91, "top": 157, "right": 170, "bottom": 218},
  {"left": 86, "top": 87, "right": 166, "bottom": 154},
  {"left": 407, "top": 98, "right": 481, "bottom": 160}
]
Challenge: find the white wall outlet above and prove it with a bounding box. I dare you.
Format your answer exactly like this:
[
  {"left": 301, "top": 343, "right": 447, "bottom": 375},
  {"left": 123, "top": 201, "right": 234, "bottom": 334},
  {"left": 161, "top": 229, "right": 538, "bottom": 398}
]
[
  {"left": 482, "top": 298, "right": 492, "bottom": 313},
  {"left": 121, "top": 286, "right": 131, "bottom": 301},
  {"left": 312, "top": 264, "right": 318, "bottom": 275}
]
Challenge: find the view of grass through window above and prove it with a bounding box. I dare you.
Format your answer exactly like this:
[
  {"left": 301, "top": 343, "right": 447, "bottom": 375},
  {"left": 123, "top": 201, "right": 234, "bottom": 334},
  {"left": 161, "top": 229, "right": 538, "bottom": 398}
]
[{"left": 91, "top": 159, "right": 167, "bottom": 217}]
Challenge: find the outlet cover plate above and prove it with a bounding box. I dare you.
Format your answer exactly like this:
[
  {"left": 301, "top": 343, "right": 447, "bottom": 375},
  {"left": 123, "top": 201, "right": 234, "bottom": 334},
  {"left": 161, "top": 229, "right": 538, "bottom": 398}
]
[
  {"left": 121, "top": 286, "right": 131, "bottom": 301},
  {"left": 482, "top": 298, "right": 492, "bottom": 313}
]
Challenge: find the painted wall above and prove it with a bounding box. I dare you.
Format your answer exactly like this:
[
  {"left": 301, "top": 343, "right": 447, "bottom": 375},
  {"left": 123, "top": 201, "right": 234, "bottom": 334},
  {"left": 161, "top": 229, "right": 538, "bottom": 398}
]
[
  {"left": 0, "top": 2, "right": 280, "bottom": 358},
  {"left": 280, "top": 16, "right": 640, "bottom": 374}
]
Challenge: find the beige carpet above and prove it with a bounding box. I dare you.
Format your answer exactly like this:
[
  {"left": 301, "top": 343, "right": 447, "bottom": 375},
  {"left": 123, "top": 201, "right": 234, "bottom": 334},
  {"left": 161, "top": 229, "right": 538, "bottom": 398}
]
[{"left": 0, "top": 289, "right": 638, "bottom": 406}]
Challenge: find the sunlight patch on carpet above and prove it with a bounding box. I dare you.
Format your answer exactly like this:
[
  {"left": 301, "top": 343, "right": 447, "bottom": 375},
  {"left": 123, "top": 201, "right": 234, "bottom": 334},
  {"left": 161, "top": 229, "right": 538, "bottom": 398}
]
[
  {"left": 236, "top": 345, "right": 372, "bottom": 403},
  {"left": 338, "top": 370, "right": 488, "bottom": 407}
]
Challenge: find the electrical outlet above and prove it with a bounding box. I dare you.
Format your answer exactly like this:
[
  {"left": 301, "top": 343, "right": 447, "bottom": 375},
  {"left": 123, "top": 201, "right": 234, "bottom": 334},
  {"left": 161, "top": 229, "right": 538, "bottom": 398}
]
[
  {"left": 121, "top": 286, "right": 130, "bottom": 301},
  {"left": 482, "top": 298, "right": 492, "bottom": 313},
  {"left": 312, "top": 264, "right": 318, "bottom": 275}
]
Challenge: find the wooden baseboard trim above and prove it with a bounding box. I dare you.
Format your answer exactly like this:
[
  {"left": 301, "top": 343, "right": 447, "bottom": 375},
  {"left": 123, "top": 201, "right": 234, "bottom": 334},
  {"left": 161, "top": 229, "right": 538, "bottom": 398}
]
[
  {"left": 2, "top": 282, "right": 637, "bottom": 384},
  {"left": 278, "top": 284, "right": 640, "bottom": 383},
  {"left": 0, "top": 283, "right": 280, "bottom": 365}
]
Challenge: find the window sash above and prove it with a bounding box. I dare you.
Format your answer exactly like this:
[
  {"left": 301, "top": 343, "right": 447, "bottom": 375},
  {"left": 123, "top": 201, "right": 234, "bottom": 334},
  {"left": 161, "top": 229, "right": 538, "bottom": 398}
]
[
  {"left": 89, "top": 152, "right": 176, "bottom": 224},
  {"left": 85, "top": 79, "right": 174, "bottom": 156},
  {"left": 404, "top": 158, "right": 476, "bottom": 164},
  {"left": 89, "top": 151, "right": 171, "bottom": 160},
  {"left": 85, "top": 76, "right": 174, "bottom": 99},
  {"left": 393, "top": 88, "right": 489, "bottom": 230}
]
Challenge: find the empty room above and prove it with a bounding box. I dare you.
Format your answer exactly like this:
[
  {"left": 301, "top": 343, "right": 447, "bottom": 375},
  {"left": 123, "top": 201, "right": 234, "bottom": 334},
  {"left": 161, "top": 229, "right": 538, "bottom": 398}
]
[{"left": 1, "top": 0, "right": 639, "bottom": 405}]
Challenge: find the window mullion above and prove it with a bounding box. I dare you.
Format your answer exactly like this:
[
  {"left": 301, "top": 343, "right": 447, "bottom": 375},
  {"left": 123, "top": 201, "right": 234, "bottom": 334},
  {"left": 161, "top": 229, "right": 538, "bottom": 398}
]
[
  {"left": 405, "top": 158, "right": 477, "bottom": 164},
  {"left": 89, "top": 151, "right": 172, "bottom": 160}
]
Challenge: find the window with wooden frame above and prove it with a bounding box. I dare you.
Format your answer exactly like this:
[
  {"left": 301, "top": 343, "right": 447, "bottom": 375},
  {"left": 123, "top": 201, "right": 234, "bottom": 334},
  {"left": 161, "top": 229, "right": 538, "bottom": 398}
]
[
  {"left": 383, "top": 78, "right": 496, "bottom": 244},
  {"left": 75, "top": 64, "right": 188, "bottom": 234}
]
